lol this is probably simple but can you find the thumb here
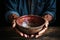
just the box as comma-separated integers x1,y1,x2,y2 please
45,20,49,27
12,20,16,28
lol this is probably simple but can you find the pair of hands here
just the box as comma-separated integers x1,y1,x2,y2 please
9,14,52,38
12,19,49,38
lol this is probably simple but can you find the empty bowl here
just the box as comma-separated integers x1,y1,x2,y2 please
15,15,46,35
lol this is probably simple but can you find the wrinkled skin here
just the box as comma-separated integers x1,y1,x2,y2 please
8,14,52,38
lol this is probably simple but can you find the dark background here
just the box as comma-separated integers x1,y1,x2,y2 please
0,0,60,27
0,0,60,40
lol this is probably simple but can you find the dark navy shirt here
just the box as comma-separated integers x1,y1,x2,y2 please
5,0,56,22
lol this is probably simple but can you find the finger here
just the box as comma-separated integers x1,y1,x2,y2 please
24,34,28,38
31,35,34,38
38,28,47,35
27,35,29,38
35,32,44,38
35,26,48,38
20,32,23,37
35,35,39,38
45,20,49,28
12,20,16,28
14,28,23,36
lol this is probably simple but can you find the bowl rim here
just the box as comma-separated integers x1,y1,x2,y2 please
16,15,46,29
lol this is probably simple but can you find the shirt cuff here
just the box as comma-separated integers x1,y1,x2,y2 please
5,11,19,22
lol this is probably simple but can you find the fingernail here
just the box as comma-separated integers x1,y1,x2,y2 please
31,35,34,38
20,32,23,36
24,34,28,38
35,35,39,38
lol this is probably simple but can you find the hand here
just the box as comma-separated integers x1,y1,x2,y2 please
35,19,49,38
12,20,29,38
42,14,53,22
8,14,19,22
9,14,29,38
32,14,53,38
33,14,53,38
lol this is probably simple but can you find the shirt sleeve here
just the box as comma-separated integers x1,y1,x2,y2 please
5,0,19,22
5,11,19,22
43,0,56,22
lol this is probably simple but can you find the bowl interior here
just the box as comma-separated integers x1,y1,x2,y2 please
16,15,45,28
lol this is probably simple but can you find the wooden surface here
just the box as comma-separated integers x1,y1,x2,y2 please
0,26,60,40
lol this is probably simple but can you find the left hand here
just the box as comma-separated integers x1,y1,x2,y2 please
30,14,53,38
34,14,53,38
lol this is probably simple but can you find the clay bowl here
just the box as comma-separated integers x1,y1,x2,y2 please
16,15,46,35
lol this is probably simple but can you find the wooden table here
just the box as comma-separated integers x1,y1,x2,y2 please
0,26,60,40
